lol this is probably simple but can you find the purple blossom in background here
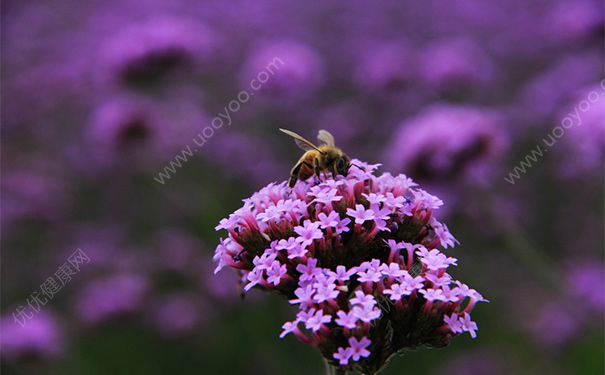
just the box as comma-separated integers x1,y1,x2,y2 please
1,164,67,234
353,42,414,92
418,38,495,95
98,16,220,85
556,84,605,177
147,293,205,338
544,0,604,45
528,303,579,349
75,273,149,325
0,312,63,361
214,159,485,373
386,104,508,186
78,91,210,176
516,53,602,126
240,40,323,101
566,261,605,313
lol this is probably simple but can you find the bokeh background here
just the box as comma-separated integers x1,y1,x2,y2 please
1,1,604,374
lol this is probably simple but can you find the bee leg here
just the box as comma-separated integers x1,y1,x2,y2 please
313,158,323,183
313,159,320,178
288,162,304,188
289,161,314,187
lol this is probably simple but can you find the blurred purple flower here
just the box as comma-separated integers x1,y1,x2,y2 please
566,261,605,313
516,53,602,125
556,84,605,177
240,40,324,101
98,17,220,85
385,104,508,186
80,94,204,171
1,163,67,234
147,293,205,338
418,38,495,95
353,42,415,92
75,273,149,325
0,311,63,361
528,303,579,349
82,96,164,169
544,0,604,45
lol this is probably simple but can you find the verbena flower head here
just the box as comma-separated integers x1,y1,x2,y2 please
214,159,486,374
0,311,64,361
386,104,507,187
418,38,494,94
99,17,220,85
240,39,324,101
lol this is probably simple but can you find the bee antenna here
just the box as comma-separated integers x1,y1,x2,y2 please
350,162,365,171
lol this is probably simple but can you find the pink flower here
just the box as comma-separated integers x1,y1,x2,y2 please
348,336,371,361
280,320,300,338
313,279,339,303
380,263,406,278
294,220,323,247
352,304,381,323
420,251,457,271
335,310,359,329
289,285,315,308
384,283,410,301
329,265,356,283
296,258,319,283
275,237,297,252
402,273,425,291
419,288,446,302
444,313,463,334
334,217,352,234
357,268,383,283
266,261,287,286
346,204,375,225
317,211,341,229
432,221,458,248
304,309,332,332
257,205,283,222
312,188,342,204
350,290,376,308
426,273,453,288
286,243,308,260
333,347,353,365
459,313,478,338
363,192,387,207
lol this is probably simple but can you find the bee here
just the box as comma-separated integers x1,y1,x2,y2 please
279,128,351,187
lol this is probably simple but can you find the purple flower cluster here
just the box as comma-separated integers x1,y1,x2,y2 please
214,160,486,373
386,104,508,186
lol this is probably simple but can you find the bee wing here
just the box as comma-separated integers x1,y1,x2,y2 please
279,128,322,152
317,129,335,147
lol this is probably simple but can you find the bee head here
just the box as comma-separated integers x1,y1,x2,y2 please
336,154,351,176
